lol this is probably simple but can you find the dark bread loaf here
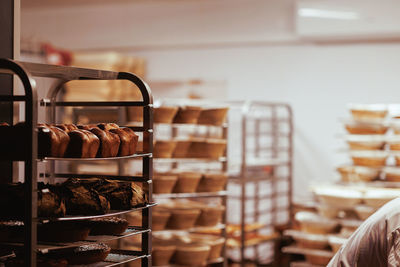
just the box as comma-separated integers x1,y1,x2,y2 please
0,183,65,219
86,217,129,235
109,127,139,156
81,179,147,210
46,243,110,265
62,178,110,215
89,127,120,158
65,129,100,158
37,125,69,158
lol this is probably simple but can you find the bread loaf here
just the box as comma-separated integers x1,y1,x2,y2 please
89,127,120,158
109,127,138,156
38,125,69,158
62,178,110,215
65,129,100,158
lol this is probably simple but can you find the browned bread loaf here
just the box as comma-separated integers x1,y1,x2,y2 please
62,178,110,215
65,129,100,158
89,127,120,158
109,127,138,156
55,124,78,133
38,125,69,158
97,123,120,131
86,217,129,235
77,124,98,130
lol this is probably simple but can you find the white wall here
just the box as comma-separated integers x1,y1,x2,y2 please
20,0,400,201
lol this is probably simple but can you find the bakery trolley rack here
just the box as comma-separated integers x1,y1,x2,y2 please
227,101,293,267
0,58,154,267
150,98,229,267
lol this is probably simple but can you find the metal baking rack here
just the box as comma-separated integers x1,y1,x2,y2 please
227,101,293,267
0,58,154,267
150,100,229,267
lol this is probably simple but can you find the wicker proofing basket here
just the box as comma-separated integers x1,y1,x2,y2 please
351,110,388,120
196,206,225,227
345,124,389,135
197,172,228,192
172,245,211,266
172,140,192,158
152,245,176,266
197,108,229,126
188,234,225,260
173,172,202,193
153,174,178,194
173,106,202,124
166,208,201,230
187,139,227,158
154,107,179,124
336,166,380,182
152,210,172,231
153,140,177,158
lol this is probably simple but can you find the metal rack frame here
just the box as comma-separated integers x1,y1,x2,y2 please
227,101,293,267
0,58,154,267
151,103,229,267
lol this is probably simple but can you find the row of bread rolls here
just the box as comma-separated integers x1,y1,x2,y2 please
153,106,228,126
153,172,227,194
0,178,147,219
0,122,138,158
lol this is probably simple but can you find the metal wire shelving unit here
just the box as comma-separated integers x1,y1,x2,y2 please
226,101,293,267
0,58,154,267
149,100,229,267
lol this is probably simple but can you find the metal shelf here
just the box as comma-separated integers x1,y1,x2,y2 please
39,203,156,222
154,191,227,199
39,153,152,162
154,122,228,128
154,157,227,163
282,245,334,258
290,261,325,267
0,58,154,267
75,249,148,267
154,223,226,234
0,227,151,254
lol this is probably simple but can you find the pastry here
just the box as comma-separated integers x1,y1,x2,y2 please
64,129,100,158
86,217,129,235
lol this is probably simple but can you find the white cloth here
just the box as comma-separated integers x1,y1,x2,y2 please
328,197,400,267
